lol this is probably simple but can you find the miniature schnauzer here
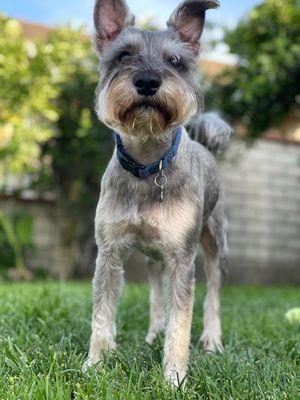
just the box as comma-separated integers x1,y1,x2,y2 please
83,0,232,386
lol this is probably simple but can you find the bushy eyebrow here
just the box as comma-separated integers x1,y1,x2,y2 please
100,28,196,76
114,43,139,57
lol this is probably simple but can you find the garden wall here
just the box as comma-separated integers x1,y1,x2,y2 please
1,138,299,284
220,138,300,284
0,197,77,279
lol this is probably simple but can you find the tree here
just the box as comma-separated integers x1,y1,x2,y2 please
0,16,112,277
0,16,111,193
0,16,58,179
207,0,300,137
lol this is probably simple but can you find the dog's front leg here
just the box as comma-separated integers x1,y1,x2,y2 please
163,253,196,387
83,243,124,372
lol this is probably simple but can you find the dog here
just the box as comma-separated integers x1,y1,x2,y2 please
83,0,232,386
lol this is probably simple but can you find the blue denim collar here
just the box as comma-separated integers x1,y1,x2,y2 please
113,127,182,179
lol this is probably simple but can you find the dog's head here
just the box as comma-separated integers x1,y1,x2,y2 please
94,0,219,137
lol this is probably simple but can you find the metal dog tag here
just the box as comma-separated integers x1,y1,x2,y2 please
154,160,167,203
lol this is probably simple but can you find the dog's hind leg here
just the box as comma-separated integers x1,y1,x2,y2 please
199,195,228,353
145,258,166,345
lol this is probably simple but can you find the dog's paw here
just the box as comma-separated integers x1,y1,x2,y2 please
145,327,164,345
200,331,223,354
145,319,165,345
82,338,116,373
82,355,103,373
145,331,158,345
164,364,187,388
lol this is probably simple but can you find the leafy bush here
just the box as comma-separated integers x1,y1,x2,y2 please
0,15,61,176
0,16,113,277
0,15,112,204
207,0,300,137
0,210,33,275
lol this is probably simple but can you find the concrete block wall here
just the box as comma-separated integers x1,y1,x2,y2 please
1,139,299,284
220,139,300,284
0,198,77,279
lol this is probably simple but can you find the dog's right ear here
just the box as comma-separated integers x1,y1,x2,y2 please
93,0,135,54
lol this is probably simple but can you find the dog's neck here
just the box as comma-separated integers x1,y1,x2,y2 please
118,128,178,165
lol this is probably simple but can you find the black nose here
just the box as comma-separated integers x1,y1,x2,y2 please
133,72,161,96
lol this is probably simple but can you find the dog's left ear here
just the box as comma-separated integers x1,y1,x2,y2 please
167,0,219,55
93,0,135,53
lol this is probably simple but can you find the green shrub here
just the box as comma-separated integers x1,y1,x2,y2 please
207,0,300,137
0,15,111,205
0,210,33,274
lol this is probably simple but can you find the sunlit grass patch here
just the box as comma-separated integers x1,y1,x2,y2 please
0,282,299,399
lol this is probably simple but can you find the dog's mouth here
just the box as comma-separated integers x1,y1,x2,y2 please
119,101,172,125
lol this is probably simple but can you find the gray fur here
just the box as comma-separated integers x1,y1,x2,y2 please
187,112,233,155
83,0,231,387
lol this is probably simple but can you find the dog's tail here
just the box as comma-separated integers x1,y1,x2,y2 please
186,112,233,155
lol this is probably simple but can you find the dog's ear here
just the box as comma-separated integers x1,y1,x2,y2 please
167,0,219,55
93,0,135,53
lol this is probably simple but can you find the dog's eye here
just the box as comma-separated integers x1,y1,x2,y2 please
118,51,131,62
168,55,182,68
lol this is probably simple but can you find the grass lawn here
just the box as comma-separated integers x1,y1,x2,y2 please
0,282,299,399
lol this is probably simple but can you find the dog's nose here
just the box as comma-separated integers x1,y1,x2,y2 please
133,72,161,96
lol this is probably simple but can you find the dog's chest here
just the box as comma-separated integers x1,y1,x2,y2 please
97,168,200,252
125,198,198,247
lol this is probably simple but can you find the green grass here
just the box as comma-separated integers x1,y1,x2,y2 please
0,283,299,399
